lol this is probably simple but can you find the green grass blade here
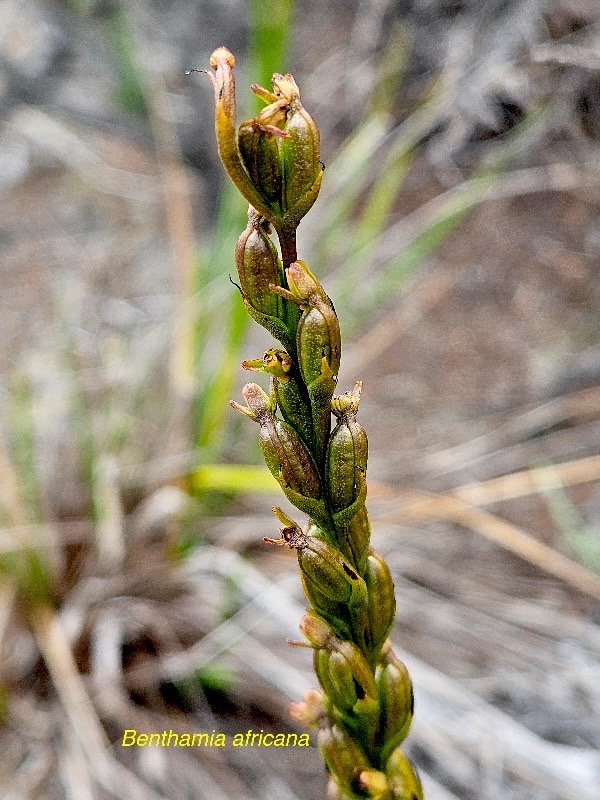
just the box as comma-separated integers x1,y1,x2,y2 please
190,464,278,493
192,2,294,460
250,0,295,101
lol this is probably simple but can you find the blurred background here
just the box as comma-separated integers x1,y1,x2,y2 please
1,0,600,798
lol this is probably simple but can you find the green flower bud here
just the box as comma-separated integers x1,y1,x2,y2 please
344,506,371,575
326,382,368,512
318,724,371,794
271,260,341,460
300,612,378,713
230,383,320,498
235,209,282,316
314,647,358,712
234,209,299,354
289,688,329,728
245,72,323,225
298,608,336,647
365,550,396,653
299,535,367,609
209,51,322,230
271,261,341,379
292,530,367,608
298,572,353,640
385,748,423,800
238,112,286,211
377,645,413,761
271,73,321,215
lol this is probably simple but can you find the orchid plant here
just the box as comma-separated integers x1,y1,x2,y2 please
206,47,423,800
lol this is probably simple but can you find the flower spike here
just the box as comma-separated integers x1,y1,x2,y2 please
215,48,422,800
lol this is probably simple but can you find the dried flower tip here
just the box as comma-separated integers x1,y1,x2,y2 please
208,48,275,222
264,509,307,548
289,688,328,727
331,381,363,417
229,382,273,422
299,610,336,647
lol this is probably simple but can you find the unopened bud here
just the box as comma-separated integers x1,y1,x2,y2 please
272,72,322,222
230,383,321,499
365,550,396,652
238,113,286,210
241,72,322,225
235,209,283,317
326,382,367,512
272,261,341,382
314,647,358,711
377,645,413,760
345,507,371,575
385,748,423,800
271,260,341,459
295,531,367,609
289,688,329,728
318,724,371,793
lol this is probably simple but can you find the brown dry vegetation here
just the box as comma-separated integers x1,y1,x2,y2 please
0,1,599,799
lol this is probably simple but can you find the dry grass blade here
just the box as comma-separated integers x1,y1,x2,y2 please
408,654,600,800
451,454,600,506
378,488,600,601
31,605,168,800
419,386,600,479
124,0,198,397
